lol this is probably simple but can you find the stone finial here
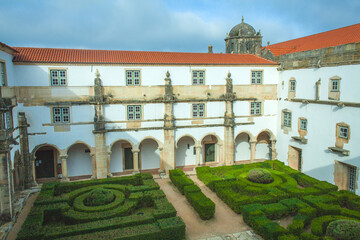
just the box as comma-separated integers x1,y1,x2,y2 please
227,71,231,78
208,44,213,53
267,41,270,46
95,69,100,78
242,16,244,23
166,71,170,78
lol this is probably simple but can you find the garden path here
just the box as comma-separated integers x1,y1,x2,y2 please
155,174,261,240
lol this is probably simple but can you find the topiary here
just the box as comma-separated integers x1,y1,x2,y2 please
83,188,115,206
326,219,360,240
247,168,274,184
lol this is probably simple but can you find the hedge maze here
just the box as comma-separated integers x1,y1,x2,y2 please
196,160,360,240
17,173,185,240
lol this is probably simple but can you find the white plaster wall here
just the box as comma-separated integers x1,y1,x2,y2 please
140,139,160,170
67,144,92,177
235,134,251,161
110,141,123,173
255,143,270,160
277,65,360,194
176,136,196,166
106,130,163,148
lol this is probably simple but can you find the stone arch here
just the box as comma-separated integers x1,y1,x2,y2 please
235,132,251,161
31,144,61,180
176,134,197,167
234,131,255,143
255,130,272,160
201,133,221,164
200,132,222,145
67,141,93,178
139,137,161,170
256,129,276,141
110,139,134,174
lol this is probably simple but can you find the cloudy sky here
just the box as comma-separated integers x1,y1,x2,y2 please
0,0,359,53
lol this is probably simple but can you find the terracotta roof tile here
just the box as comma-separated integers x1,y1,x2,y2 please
265,23,360,56
0,41,18,54
12,47,277,65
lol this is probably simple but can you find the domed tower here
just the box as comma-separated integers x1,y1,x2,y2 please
225,17,262,55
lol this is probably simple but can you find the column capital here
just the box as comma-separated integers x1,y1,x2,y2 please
59,154,68,160
132,149,140,153
250,140,257,144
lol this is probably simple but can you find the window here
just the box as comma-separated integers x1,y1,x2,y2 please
4,112,12,129
289,80,296,92
251,70,262,84
192,70,205,85
283,112,291,127
339,126,349,139
53,107,70,123
0,62,6,86
250,102,261,115
331,79,339,92
192,103,205,117
126,70,140,86
50,69,67,86
348,166,357,193
127,105,141,120
300,119,307,130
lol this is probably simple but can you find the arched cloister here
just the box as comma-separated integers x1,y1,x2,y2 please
255,131,272,160
176,135,196,167
234,132,251,161
201,134,220,164
110,139,134,173
32,144,60,180
67,142,93,178
139,138,161,170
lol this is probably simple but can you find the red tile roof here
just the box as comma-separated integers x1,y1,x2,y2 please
264,23,360,56
0,41,18,54
12,47,277,65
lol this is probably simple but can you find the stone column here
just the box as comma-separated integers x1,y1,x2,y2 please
159,147,164,170
132,149,140,172
223,72,235,166
163,71,176,170
107,151,112,177
94,133,108,179
90,153,96,179
271,140,277,160
195,144,202,166
59,155,69,182
0,152,12,218
315,78,321,100
250,140,257,162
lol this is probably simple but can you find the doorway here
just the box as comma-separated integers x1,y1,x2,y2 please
204,143,215,163
124,148,134,170
35,149,55,178
288,146,302,172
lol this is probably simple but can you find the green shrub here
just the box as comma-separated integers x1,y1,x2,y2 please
183,184,201,194
169,169,194,194
279,235,300,240
311,215,358,236
261,203,289,220
83,188,115,206
280,198,310,214
299,232,321,240
298,207,316,220
261,222,289,240
153,198,177,219
185,190,215,220
248,168,274,184
326,219,360,240
158,217,186,240
288,215,308,235
293,173,319,187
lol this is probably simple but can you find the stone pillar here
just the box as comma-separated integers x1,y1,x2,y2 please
90,153,96,179
107,150,112,177
195,144,202,166
315,78,321,100
132,149,139,172
94,133,108,179
0,152,13,218
271,140,277,160
159,147,164,170
163,71,176,170
250,140,257,162
223,72,235,166
59,155,69,182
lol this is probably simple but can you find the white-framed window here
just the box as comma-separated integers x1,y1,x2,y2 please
192,103,205,117
250,102,261,115
348,165,357,193
0,61,6,86
53,107,70,123
126,70,140,86
192,70,205,85
283,111,291,127
300,119,307,130
339,126,349,139
127,105,141,120
251,70,262,84
290,80,296,92
3,111,12,129
331,79,339,92
50,69,67,86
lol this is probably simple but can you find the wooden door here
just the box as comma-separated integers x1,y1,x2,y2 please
124,148,134,170
35,150,55,178
205,144,215,162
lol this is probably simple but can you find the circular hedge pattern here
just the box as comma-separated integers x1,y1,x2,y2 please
84,188,115,206
247,168,274,184
326,219,360,240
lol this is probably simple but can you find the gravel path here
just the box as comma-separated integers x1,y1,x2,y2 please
155,175,252,240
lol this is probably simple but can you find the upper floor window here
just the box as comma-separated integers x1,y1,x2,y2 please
127,105,141,120
328,76,341,101
339,126,349,139
283,111,291,127
53,107,70,123
1,111,12,129
289,80,296,92
300,119,307,130
50,69,67,86
251,70,262,84
126,70,140,86
0,61,7,86
192,70,205,85
250,102,261,115
330,79,339,92
192,103,205,117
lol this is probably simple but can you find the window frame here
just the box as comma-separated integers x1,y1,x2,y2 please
283,111,292,127
289,79,296,92
192,103,205,118
251,70,263,85
0,60,7,87
300,119,307,130
250,101,262,116
348,165,357,193
330,79,340,92
192,70,205,85
127,105,142,120
338,126,349,139
125,70,141,86
52,107,70,124
49,68,67,86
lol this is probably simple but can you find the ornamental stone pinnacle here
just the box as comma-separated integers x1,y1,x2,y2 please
95,69,100,78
